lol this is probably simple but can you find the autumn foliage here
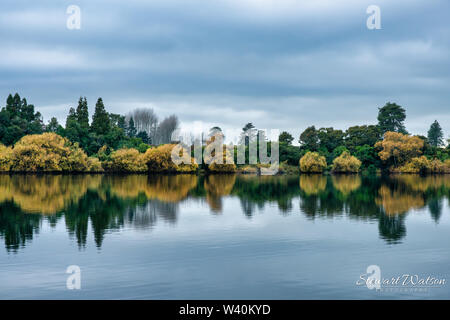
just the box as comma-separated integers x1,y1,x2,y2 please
375,132,424,168
103,148,147,172
331,151,361,173
299,152,327,173
398,156,450,174
0,143,12,171
3,133,101,172
203,138,237,173
144,144,198,173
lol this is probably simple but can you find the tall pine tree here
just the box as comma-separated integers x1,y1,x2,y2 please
427,120,444,147
127,117,137,137
76,97,89,129
377,102,408,134
91,98,110,135
66,107,77,127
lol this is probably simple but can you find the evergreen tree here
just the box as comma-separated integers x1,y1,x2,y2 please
127,117,137,137
76,97,89,129
299,126,319,151
427,120,444,147
5,93,21,117
46,117,61,133
279,131,294,145
240,122,256,146
66,107,77,126
377,102,408,134
91,98,110,135
117,116,127,131
136,131,149,144
0,93,43,145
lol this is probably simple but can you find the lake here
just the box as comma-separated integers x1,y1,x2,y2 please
0,174,449,299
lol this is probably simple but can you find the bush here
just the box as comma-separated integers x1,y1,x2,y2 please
399,156,448,174
144,144,198,173
204,144,236,173
445,159,450,173
299,152,327,173
103,148,147,172
398,156,430,173
0,143,12,171
9,133,90,172
87,157,104,172
331,151,361,173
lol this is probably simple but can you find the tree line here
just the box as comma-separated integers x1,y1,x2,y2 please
277,102,449,173
0,93,179,155
0,93,449,173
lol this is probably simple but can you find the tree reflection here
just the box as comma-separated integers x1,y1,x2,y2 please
0,174,449,251
0,200,41,252
204,174,236,213
331,175,362,196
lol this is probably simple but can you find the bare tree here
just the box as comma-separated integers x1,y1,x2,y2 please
155,115,179,144
127,108,159,144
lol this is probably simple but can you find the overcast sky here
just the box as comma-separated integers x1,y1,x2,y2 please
1,0,449,140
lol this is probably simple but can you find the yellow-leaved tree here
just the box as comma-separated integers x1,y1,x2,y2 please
144,144,198,173
203,131,236,173
0,143,13,171
399,156,448,174
375,132,424,168
299,151,327,173
9,133,96,172
103,148,147,172
331,151,361,173
204,145,237,173
86,157,104,172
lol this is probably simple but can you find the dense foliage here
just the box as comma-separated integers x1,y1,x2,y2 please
331,151,362,173
144,144,198,173
5,133,97,172
103,148,147,172
375,132,424,168
299,152,327,173
0,93,43,145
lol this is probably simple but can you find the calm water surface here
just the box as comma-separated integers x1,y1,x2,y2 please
0,174,449,299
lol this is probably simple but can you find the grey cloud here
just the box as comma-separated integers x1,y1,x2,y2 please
0,0,449,137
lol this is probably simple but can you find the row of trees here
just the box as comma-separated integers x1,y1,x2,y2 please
278,102,449,172
0,132,238,173
0,133,199,173
1,95,449,174
297,131,450,174
0,93,180,157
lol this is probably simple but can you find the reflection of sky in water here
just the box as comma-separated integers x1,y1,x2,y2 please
0,175,450,299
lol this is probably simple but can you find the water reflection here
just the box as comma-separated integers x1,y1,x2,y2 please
0,174,449,251
204,174,236,213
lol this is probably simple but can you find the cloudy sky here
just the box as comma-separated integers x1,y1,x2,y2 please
1,0,449,140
